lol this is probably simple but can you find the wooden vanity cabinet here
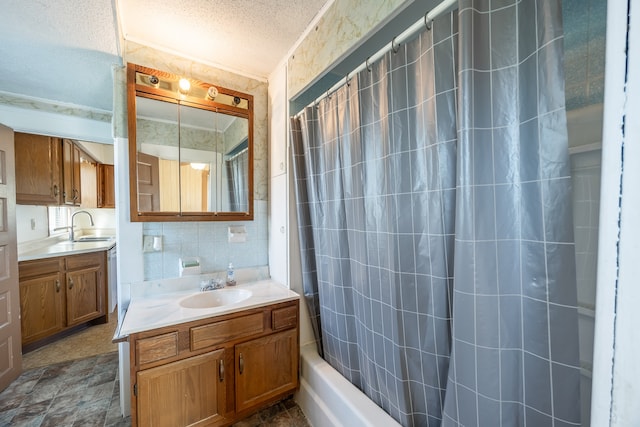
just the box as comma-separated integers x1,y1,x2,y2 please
15,132,62,205
129,299,299,427
19,251,108,348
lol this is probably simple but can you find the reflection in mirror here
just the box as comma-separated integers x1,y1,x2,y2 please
135,98,250,214
128,63,253,221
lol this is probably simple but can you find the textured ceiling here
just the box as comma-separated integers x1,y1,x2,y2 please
0,0,327,114
0,0,121,111
119,0,327,78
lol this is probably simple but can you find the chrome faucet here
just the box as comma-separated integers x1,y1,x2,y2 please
70,210,94,241
200,278,224,292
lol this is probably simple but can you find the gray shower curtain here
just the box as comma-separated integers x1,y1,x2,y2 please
291,1,581,426
226,149,249,211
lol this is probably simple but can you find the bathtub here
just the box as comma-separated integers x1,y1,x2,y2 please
295,343,402,427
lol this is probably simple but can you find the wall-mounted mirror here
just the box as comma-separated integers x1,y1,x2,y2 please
127,63,253,221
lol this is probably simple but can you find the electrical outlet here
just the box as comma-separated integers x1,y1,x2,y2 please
30,218,36,230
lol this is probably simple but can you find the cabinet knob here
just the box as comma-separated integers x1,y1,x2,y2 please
239,353,244,374
68,277,74,289
55,279,60,293
53,185,59,197
219,360,224,382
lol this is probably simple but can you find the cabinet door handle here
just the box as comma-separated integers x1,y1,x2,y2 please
239,353,244,375
53,185,59,196
219,360,224,382
55,280,60,293
68,277,74,289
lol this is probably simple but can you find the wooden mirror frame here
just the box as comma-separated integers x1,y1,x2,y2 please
127,63,254,222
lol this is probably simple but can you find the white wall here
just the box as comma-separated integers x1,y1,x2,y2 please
15,205,48,243
268,62,289,285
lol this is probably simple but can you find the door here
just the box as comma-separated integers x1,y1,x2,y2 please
136,349,227,427
0,124,22,390
137,152,160,212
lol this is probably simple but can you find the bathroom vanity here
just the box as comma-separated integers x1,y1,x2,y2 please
119,280,300,426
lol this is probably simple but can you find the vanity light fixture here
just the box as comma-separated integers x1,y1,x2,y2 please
206,86,218,100
149,75,159,85
178,78,191,94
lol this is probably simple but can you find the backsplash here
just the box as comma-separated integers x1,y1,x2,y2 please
16,205,116,244
142,201,268,280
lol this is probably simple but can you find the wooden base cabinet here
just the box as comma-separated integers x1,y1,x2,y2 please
19,251,108,348
129,300,299,427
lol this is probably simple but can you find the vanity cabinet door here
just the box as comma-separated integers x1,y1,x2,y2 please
235,328,298,413
19,271,65,345
137,349,228,427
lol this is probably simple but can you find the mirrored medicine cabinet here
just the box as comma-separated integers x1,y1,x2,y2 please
127,63,254,222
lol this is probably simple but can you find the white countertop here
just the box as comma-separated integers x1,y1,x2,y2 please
18,237,116,262
118,279,300,337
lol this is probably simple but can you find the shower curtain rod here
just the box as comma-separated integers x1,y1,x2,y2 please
297,0,458,115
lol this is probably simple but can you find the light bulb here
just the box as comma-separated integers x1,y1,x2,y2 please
178,78,191,94
190,162,207,170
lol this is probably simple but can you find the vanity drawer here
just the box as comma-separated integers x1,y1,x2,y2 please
272,304,298,331
136,332,179,366
191,312,264,351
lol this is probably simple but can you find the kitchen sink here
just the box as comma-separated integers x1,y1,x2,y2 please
73,236,115,242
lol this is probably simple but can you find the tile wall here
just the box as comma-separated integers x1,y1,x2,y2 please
142,200,268,280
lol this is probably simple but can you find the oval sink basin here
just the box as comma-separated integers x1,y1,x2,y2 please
179,289,252,309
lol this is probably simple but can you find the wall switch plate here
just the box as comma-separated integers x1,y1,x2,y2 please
143,235,162,252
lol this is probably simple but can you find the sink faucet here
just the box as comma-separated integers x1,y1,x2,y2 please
70,210,94,241
200,278,224,292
